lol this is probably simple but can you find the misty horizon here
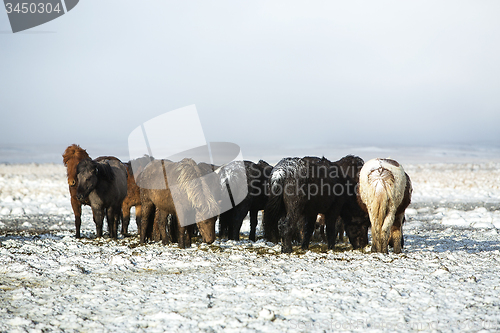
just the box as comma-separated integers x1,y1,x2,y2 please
1,1,499,162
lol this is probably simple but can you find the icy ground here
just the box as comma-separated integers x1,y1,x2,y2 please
0,162,500,332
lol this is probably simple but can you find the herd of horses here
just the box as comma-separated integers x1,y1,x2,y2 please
62,144,412,254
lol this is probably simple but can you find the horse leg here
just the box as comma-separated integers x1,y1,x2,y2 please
379,211,395,254
370,224,380,253
113,206,122,239
152,208,162,242
177,225,191,249
185,232,191,248
233,199,252,241
401,216,405,248
230,212,243,241
230,204,249,241
336,217,344,243
156,210,169,245
278,216,293,253
186,225,194,247
135,205,142,233
227,211,237,240
105,208,113,238
177,220,187,249
300,214,315,250
320,224,326,243
121,201,132,237
219,210,231,239
249,209,258,242
325,204,342,249
390,213,404,254
168,214,178,243
114,205,121,239
71,196,82,238
92,206,105,238
140,201,154,244
106,207,117,239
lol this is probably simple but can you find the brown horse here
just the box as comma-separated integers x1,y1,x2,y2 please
121,162,142,236
62,144,91,238
138,158,218,248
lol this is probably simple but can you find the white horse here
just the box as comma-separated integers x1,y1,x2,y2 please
358,158,412,254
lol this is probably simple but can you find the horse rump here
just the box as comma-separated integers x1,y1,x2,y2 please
358,158,412,254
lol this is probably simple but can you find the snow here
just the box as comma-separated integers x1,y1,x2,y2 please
406,162,500,204
0,161,500,332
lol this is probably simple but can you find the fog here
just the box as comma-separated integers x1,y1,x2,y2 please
1,1,499,163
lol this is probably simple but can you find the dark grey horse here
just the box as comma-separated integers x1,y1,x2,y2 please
76,158,128,239
263,155,370,253
218,160,272,241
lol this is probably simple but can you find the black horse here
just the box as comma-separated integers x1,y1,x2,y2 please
76,158,128,239
218,160,272,241
263,155,370,253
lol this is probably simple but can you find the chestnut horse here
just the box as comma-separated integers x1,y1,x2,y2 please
121,162,141,236
62,144,90,238
357,158,412,254
121,156,153,236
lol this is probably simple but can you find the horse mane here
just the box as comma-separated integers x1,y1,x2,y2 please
334,155,364,181
257,159,271,167
129,155,155,180
256,159,273,179
62,144,90,185
262,158,303,242
95,161,115,183
94,156,121,163
123,161,132,175
174,158,219,218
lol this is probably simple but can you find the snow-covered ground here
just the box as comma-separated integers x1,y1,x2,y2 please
1,162,500,332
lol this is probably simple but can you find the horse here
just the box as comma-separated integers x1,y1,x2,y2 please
62,144,91,238
120,162,141,236
121,155,154,236
218,160,272,241
76,158,128,239
138,158,218,249
357,158,412,254
263,155,370,253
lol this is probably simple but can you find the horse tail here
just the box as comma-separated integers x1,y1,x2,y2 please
365,166,395,232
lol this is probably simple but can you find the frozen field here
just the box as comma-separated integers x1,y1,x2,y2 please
1,162,500,332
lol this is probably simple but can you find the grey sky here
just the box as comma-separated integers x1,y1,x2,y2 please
1,1,499,162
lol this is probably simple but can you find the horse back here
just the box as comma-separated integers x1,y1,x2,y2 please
101,159,128,203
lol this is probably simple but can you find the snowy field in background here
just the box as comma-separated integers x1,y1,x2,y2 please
0,161,500,332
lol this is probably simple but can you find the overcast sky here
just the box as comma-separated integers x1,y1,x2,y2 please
1,1,499,162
